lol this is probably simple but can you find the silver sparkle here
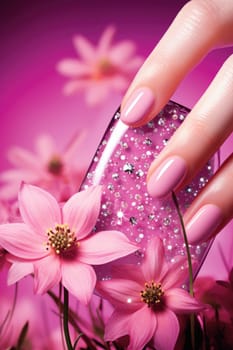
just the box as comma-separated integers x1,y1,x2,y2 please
123,163,135,174
143,138,152,145
129,217,137,225
112,173,119,180
136,169,144,178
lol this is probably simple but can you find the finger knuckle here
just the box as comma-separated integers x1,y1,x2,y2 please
182,0,220,29
191,113,216,143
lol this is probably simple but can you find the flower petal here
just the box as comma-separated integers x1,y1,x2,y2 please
19,183,61,236
110,264,144,285
0,223,47,259
56,59,91,77
35,134,56,163
142,237,168,282
8,262,34,284
97,278,142,311
73,35,95,61
128,306,157,350
34,254,61,294
62,79,89,95
62,260,96,304
0,169,39,183
109,41,136,64
63,130,86,164
153,309,179,350
62,185,102,240
7,146,40,169
122,57,143,72
0,184,19,201
109,75,129,91
0,169,42,201
165,288,204,313
78,230,138,265
85,83,110,106
104,310,131,342
98,26,115,54
162,257,189,290
0,202,10,223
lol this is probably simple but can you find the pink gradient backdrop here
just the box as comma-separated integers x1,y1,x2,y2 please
1,0,233,277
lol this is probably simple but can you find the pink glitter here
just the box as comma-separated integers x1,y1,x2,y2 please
81,101,214,281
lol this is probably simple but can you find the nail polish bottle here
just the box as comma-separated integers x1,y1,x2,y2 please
81,101,215,282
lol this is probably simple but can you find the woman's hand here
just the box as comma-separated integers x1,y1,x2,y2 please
120,0,233,244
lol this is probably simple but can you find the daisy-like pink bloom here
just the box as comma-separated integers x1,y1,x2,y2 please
0,183,138,304
97,237,203,350
57,26,143,105
0,132,86,202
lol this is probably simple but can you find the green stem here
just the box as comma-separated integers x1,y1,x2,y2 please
73,333,84,350
47,290,96,350
172,192,195,350
59,284,66,350
202,316,208,350
63,287,73,350
172,192,194,296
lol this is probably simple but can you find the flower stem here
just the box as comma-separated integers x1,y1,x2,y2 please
172,192,194,296
172,192,195,350
59,283,66,350
47,290,96,349
63,287,73,350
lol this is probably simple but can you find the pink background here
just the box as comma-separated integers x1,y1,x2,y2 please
1,0,233,279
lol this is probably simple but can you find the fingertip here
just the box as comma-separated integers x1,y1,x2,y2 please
147,156,188,198
120,86,155,126
185,204,223,245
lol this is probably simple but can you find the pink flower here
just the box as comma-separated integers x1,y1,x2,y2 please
195,273,233,321
0,183,138,304
0,296,45,350
0,132,86,202
97,237,203,350
194,275,233,350
57,26,143,105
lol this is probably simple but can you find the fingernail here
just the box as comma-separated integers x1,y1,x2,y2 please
186,204,222,244
147,156,187,198
120,87,155,124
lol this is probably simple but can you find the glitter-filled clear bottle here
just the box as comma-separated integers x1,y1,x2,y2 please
81,101,215,282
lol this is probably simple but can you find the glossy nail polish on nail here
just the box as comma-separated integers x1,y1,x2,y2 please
120,87,155,125
186,204,222,244
147,156,187,198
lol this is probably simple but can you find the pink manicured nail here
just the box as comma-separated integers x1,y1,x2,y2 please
147,156,187,198
120,87,155,124
186,204,222,244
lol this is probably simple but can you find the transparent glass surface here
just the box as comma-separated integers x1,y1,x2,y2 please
81,101,215,282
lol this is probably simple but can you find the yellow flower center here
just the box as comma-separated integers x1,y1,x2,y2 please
140,281,164,308
46,224,78,254
93,59,116,80
47,156,63,175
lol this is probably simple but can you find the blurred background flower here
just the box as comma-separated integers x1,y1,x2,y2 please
57,25,143,105
0,132,86,202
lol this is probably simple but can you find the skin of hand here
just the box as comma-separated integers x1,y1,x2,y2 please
120,0,233,244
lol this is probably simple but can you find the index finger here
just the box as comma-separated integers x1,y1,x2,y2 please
120,0,233,126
